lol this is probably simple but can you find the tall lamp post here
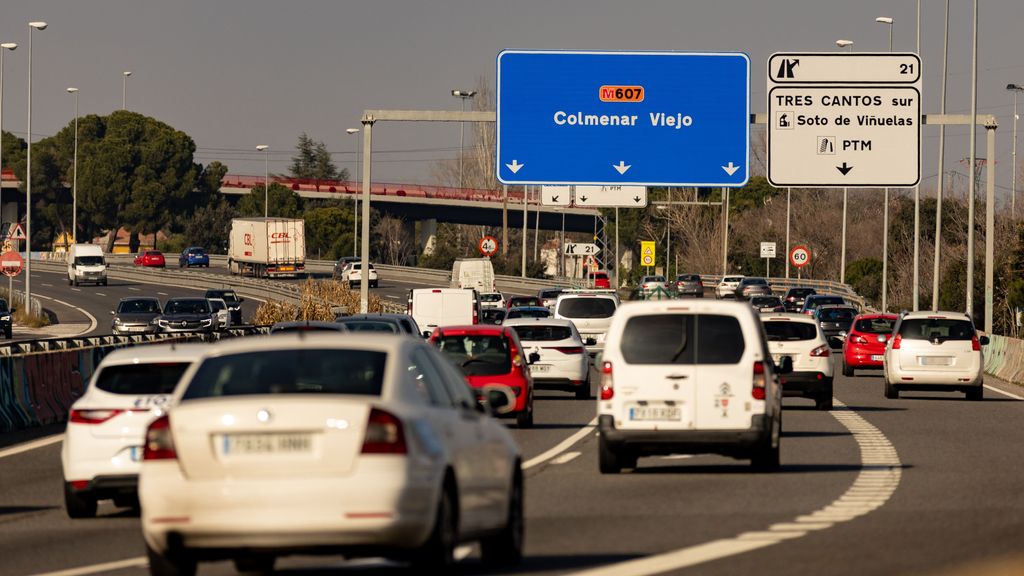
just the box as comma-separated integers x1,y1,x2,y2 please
0,42,16,232
450,89,476,191
122,71,131,110
835,39,852,284
876,17,893,312
26,21,47,311
346,127,360,256
1008,84,1024,220
255,145,269,218
67,87,79,245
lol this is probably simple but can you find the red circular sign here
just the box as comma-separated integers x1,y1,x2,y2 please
789,245,811,269
1,251,24,277
478,236,499,257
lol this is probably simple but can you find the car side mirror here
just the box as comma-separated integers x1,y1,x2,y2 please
585,337,597,346
528,352,541,365
422,331,432,339
481,385,515,415
777,355,794,375
877,334,888,344
980,335,990,346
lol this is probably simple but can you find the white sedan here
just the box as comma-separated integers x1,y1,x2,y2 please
61,344,206,518
140,333,523,574
504,318,591,399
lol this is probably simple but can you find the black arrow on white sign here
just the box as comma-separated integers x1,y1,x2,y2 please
551,195,559,203
633,196,642,203
837,162,854,176
580,196,588,202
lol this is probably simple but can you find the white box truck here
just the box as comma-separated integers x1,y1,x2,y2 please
450,258,495,292
227,218,306,279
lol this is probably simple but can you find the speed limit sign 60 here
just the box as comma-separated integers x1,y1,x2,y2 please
789,245,811,269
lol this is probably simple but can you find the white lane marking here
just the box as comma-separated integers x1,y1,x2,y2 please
552,451,581,465
94,292,106,297
128,287,140,291
24,556,147,576
157,292,168,296
385,295,399,299
0,434,63,460
659,455,694,460
42,283,53,287
523,418,597,470
566,400,901,576
31,295,98,334
985,384,1024,401
70,288,81,292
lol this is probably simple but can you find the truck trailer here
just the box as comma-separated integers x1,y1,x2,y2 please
227,218,306,279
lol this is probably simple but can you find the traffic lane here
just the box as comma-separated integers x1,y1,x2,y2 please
509,363,599,464
691,372,1024,576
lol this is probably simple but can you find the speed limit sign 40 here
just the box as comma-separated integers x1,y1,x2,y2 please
790,245,811,269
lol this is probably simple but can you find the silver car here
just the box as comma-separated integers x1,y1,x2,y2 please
207,298,232,331
111,297,162,334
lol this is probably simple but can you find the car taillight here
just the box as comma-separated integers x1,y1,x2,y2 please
972,335,981,351
810,344,831,357
752,361,766,400
361,408,407,455
69,409,124,424
851,335,868,345
551,346,585,354
600,361,614,400
892,334,902,350
143,415,177,460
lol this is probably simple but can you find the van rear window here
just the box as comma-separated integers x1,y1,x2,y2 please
620,314,745,364
557,298,617,319
899,319,974,341
764,321,818,341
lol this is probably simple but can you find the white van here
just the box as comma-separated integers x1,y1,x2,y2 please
408,288,480,337
66,244,108,286
451,258,495,292
597,299,788,473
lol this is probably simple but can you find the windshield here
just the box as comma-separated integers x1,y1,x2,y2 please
74,256,104,266
899,318,974,341
164,300,210,315
764,321,818,341
480,293,503,302
436,335,511,376
183,349,387,399
117,299,161,314
510,325,573,342
557,297,617,319
507,308,551,319
95,362,190,395
855,318,897,334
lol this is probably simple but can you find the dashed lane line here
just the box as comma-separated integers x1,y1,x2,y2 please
552,451,582,465
523,417,597,470
0,434,63,460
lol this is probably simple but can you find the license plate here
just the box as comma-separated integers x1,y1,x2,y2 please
629,405,682,422
279,266,295,272
871,355,884,362
222,433,312,455
920,356,953,366
531,364,552,373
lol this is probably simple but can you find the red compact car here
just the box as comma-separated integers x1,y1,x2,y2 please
133,250,165,268
841,313,898,376
588,271,611,289
429,325,535,427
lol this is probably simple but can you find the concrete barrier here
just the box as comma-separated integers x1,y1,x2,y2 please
983,334,1024,385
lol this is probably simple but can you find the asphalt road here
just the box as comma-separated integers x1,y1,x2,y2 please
2,366,1024,576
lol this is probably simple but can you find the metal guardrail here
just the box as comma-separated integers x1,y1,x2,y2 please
0,325,271,357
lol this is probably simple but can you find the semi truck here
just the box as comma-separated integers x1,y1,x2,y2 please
227,218,306,278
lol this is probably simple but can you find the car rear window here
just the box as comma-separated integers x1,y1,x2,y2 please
820,308,856,322
723,276,744,283
744,278,768,285
855,318,896,334
510,325,573,342
899,319,974,341
480,293,503,302
435,335,511,376
507,308,551,319
620,314,745,364
557,297,617,319
788,288,815,297
95,362,191,395
182,349,387,399
807,297,844,308
763,321,818,341
337,320,399,333
752,297,781,306
591,273,609,280
539,290,563,299
676,275,700,282
510,296,542,307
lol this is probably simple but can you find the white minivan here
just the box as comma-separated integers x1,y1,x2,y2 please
409,288,480,337
67,243,108,286
883,311,988,400
597,300,788,473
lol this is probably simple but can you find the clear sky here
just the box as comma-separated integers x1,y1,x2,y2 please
0,0,1021,198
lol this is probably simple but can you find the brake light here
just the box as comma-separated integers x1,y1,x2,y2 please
361,408,407,455
892,334,902,350
70,409,124,424
752,361,767,400
551,346,585,354
810,344,831,357
851,335,868,345
143,415,177,460
972,335,981,351
600,361,614,400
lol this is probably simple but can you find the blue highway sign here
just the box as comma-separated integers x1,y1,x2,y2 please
497,50,750,187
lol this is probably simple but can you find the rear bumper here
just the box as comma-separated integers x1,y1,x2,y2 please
845,350,885,369
886,367,983,388
781,372,833,397
598,414,769,457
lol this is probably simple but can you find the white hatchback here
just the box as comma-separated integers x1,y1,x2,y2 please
480,292,506,310
761,313,834,410
715,275,745,299
504,318,591,399
61,344,205,518
883,311,988,400
598,300,787,473
140,334,523,574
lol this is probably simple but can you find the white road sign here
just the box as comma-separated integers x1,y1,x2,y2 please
760,242,777,258
542,185,571,207
564,243,601,256
574,185,648,208
767,53,921,188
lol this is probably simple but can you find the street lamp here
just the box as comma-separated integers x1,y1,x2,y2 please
0,42,16,234
255,145,269,218
451,89,477,191
67,87,79,245
122,71,131,110
876,16,893,312
1008,84,1024,219
26,21,47,312
835,39,851,284
346,127,360,256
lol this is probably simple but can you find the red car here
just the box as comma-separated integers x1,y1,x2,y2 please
588,271,611,289
841,313,898,376
133,250,165,268
430,325,534,427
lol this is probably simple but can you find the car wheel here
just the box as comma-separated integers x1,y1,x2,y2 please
233,554,276,574
884,380,899,399
751,417,781,471
575,377,592,400
412,481,458,569
480,465,524,567
815,394,833,411
842,359,854,378
102,280,108,286
146,544,197,576
966,386,984,401
3,329,10,340
598,434,623,474
73,279,79,287
67,277,73,286
516,404,534,428
63,482,97,519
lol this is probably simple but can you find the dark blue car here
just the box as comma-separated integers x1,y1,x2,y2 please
179,246,209,268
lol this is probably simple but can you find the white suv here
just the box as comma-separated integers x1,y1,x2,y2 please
553,290,619,353
715,275,745,299
883,311,989,400
761,313,834,410
597,300,787,473
61,344,205,518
